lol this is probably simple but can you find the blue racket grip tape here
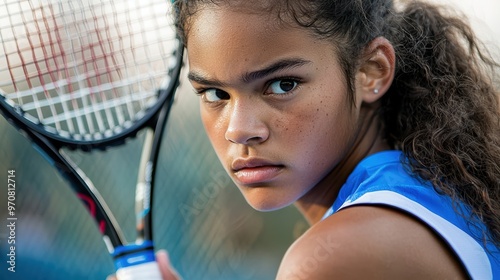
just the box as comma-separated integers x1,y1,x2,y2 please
113,241,162,280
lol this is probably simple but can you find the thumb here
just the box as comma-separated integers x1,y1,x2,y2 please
156,249,182,280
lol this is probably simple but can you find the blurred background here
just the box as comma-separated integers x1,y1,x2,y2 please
0,0,498,279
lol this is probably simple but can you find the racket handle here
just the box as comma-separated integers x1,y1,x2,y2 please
113,241,163,280
116,261,162,280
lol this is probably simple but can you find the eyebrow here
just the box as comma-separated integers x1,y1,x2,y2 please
187,58,311,87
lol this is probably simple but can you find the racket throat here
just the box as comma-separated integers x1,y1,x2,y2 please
135,129,155,241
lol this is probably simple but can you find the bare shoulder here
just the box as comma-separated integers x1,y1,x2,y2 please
276,206,468,280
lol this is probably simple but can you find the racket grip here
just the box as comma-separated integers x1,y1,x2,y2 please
113,241,163,280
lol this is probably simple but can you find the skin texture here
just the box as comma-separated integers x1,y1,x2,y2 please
187,8,391,219
141,6,469,280
277,206,467,279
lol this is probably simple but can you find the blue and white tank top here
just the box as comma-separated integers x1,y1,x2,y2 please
321,150,500,279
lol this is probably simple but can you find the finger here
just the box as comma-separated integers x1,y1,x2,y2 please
156,250,182,280
106,275,117,280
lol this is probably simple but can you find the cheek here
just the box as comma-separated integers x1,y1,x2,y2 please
201,107,224,148
273,87,335,142
275,89,354,173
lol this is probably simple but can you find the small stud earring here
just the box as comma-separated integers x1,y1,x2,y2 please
374,89,379,94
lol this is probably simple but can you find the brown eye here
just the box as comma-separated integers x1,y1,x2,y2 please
269,79,298,94
204,89,230,102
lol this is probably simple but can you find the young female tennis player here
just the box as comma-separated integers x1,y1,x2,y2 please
123,0,500,278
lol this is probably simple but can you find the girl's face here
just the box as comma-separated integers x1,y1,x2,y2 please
186,7,366,211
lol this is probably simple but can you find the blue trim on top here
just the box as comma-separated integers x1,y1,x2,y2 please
322,150,499,279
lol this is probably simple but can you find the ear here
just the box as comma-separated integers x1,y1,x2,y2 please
355,37,395,104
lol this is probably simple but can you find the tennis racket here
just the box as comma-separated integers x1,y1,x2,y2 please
0,0,183,279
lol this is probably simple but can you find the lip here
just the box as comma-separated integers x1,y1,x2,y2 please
231,158,284,185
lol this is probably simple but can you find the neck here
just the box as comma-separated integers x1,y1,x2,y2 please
294,106,390,225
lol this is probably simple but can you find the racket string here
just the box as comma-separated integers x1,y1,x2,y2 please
0,0,180,139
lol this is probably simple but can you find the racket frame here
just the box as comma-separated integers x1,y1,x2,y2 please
0,42,183,248
0,0,185,276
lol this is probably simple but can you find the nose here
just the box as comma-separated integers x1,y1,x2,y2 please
224,100,269,145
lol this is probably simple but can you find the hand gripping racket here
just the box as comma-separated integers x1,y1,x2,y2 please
0,0,183,279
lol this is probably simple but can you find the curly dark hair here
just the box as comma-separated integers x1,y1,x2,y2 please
173,0,500,246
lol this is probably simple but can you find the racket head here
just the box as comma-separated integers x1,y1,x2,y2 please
0,0,183,150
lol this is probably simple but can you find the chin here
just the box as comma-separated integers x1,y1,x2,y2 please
242,190,296,212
